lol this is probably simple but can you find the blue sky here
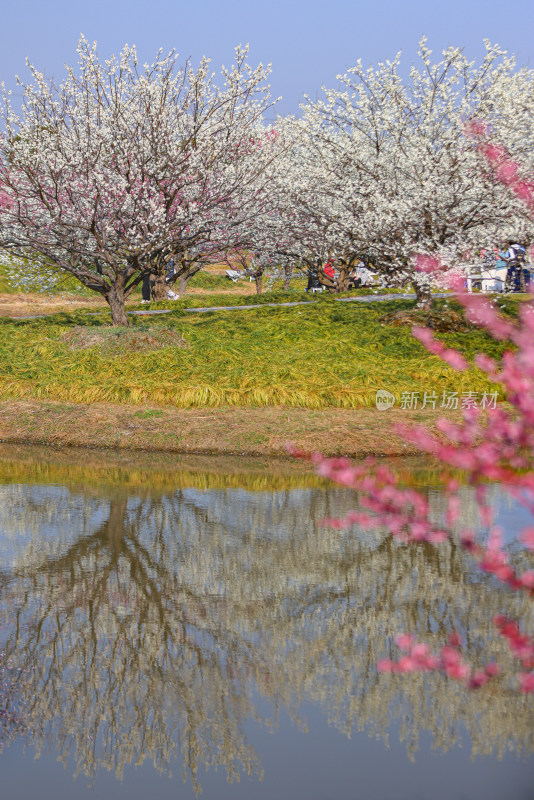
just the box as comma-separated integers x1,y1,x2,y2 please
1,0,532,115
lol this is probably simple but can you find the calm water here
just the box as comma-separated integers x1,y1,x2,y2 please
0,445,533,800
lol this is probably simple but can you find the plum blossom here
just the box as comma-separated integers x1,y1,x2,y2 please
378,633,499,689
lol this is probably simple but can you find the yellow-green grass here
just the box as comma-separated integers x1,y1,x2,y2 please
0,298,507,409
187,270,250,291
140,286,416,312
0,262,18,294
144,289,315,309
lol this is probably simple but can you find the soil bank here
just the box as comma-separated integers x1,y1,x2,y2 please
0,399,463,458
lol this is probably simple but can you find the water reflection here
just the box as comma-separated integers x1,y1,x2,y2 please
0,446,533,793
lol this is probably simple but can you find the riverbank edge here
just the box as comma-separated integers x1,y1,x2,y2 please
0,399,464,459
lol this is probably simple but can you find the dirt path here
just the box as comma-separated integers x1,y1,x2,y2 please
0,283,256,318
0,292,105,317
132,293,441,316
0,399,461,458
0,291,449,319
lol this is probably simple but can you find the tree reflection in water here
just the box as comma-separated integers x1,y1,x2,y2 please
0,451,533,792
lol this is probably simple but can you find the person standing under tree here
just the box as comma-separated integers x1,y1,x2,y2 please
141,260,179,303
306,259,322,291
165,259,179,300
504,240,527,292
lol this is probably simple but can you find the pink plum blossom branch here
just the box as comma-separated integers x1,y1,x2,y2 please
291,137,534,694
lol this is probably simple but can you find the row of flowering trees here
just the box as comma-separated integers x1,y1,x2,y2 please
1,37,534,322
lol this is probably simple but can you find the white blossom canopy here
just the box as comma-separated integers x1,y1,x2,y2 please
0,38,281,322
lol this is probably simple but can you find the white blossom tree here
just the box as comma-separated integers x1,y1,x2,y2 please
288,41,534,306
0,38,280,324
227,117,334,292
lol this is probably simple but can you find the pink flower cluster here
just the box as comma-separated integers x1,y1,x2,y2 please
466,120,534,211
461,526,534,593
0,189,12,209
412,325,469,371
494,615,534,692
412,253,467,292
378,633,500,690
296,452,450,545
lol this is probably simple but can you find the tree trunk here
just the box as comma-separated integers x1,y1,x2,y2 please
255,273,263,294
319,273,336,293
414,283,433,310
178,267,202,295
179,274,190,295
151,272,167,301
106,284,129,326
283,266,292,290
337,265,349,293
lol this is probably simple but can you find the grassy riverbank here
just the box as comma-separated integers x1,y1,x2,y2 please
0,295,506,409
0,276,521,456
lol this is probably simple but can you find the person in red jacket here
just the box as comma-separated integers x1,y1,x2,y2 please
323,259,335,280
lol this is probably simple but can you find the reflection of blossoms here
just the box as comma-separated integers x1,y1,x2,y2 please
0,650,27,753
1,460,533,786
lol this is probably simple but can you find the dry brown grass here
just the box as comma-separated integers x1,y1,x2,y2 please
0,398,463,458
0,279,257,318
61,326,188,353
378,307,473,332
0,292,105,317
